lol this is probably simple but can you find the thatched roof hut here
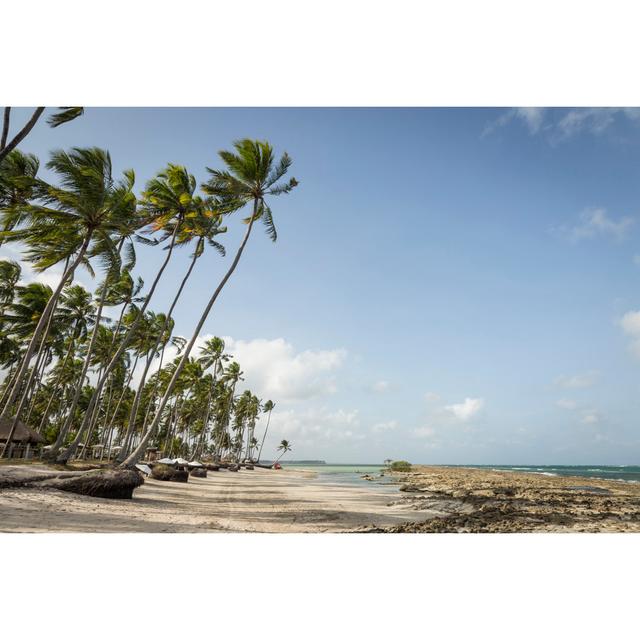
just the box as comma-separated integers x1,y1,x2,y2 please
0,415,45,445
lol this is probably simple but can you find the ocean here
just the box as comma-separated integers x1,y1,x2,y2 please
449,464,640,483
284,463,640,485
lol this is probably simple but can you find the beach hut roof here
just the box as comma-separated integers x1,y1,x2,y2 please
0,415,45,444
175,457,189,465
188,461,203,467
135,464,152,476
157,457,175,464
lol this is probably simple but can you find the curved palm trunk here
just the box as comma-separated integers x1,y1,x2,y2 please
257,408,273,463
115,250,200,463
0,107,44,164
194,369,218,458
62,223,181,463
36,333,76,432
0,233,92,458
50,282,109,462
121,210,257,468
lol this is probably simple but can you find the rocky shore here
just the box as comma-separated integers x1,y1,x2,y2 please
361,465,640,532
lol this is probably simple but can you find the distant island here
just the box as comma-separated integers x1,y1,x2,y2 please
264,460,327,465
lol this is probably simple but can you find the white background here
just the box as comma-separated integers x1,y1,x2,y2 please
2,1,640,638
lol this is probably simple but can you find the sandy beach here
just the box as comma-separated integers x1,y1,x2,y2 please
0,465,435,533
1,464,639,532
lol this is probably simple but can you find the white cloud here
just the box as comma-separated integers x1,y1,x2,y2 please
222,337,346,402
515,107,546,133
484,107,640,141
620,311,640,359
444,397,484,421
482,107,546,137
268,407,362,441
424,391,441,403
554,370,599,389
620,311,640,336
556,399,577,410
372,420,397,433
136,335,347,399
561,207,635,242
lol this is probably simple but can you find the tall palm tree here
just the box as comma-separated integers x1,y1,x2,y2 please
274,439,292,464
113,179,227,463
121,139,297,468
54,164,195,463
0,147,137,457
257,399,275,463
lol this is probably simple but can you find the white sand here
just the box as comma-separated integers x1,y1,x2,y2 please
0,467,434,532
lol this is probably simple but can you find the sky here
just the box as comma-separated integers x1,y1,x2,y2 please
3,106,640,464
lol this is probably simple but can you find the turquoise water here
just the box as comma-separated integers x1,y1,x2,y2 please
285,463,640,485
449,464,640,483
284,463,392,488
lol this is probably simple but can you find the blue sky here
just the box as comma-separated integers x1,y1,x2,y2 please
3,107,640,464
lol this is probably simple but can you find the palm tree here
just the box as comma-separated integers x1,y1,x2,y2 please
113,174,227,463
274,439,292,464
0,147,137,457
121,139,297,468
0,260,20,308
257,399,275,463
54,164,196,463
0,107,83,165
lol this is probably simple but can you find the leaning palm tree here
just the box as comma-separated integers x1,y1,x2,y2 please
54,164,197,463
0,147,136,457
274,439,292,464
113,184,227,463
120,139,298,468
0,107,83,165
257,399,275,463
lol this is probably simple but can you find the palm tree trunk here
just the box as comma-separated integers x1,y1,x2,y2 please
0,232,92,458
50,282,109,462
121,208,258,468
66,222,182,461
257,408,272,463
0,107,10,150
0,107,44,164
115,249,200,463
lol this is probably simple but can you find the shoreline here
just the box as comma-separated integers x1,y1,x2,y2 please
367,465,640,532
1,463,639,532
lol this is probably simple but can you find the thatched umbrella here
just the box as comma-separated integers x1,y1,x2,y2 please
0,414,45,458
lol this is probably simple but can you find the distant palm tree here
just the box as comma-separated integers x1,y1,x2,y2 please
257,399,275,463
274,439,292,464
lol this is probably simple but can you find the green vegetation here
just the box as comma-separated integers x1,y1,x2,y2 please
0,120,297,468
389,460,412,472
